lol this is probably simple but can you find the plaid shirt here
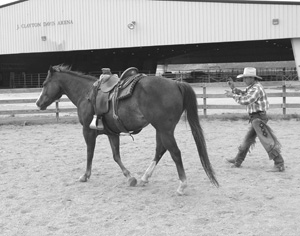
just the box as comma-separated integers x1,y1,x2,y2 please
232,81,269,114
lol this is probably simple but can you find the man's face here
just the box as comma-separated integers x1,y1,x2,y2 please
243,77,255,86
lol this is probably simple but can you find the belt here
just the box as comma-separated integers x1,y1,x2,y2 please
249,111,266,116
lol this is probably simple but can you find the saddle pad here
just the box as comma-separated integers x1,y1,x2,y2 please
117,74,146,100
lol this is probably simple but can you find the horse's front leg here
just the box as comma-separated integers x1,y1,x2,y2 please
108,134,137,186
79,127,97,182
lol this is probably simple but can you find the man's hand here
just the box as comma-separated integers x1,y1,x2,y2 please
225,90,233,98
227,77,235,90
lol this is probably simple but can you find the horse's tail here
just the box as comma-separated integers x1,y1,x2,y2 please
177,82,219,187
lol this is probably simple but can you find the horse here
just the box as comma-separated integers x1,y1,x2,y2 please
36,65,219,195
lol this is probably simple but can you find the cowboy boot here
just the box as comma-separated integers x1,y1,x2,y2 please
226,146,250,167
266,150,285,172
267,163,285,172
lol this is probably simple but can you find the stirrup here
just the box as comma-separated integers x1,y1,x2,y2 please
89,115,98,129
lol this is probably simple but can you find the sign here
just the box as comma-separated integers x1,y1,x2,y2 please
16,20,73,30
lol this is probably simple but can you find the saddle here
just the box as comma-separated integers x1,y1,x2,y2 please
100,74,120,93
92,67,146,134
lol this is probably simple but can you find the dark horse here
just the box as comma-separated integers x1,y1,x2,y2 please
36,65,218,195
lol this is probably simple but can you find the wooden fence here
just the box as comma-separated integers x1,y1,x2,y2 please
0,97,77,121
195,82,300,116
0,81,299,121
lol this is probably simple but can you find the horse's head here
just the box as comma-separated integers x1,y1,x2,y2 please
36,66,64,110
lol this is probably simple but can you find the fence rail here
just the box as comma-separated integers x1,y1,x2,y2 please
0,97,77,121
196,82,300,116
0,82,299,121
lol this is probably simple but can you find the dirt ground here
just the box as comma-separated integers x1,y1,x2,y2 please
1,118,300,236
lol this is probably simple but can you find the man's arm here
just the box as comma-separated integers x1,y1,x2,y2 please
233,85,260,105
227,77,245,95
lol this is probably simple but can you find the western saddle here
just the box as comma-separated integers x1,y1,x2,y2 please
89,67,145,134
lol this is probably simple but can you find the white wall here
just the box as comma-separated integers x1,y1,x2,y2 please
0,0,300,54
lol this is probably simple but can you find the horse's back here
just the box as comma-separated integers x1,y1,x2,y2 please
139,76,182,97
134,76,184,126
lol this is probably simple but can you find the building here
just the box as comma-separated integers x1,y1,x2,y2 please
0,0,300,88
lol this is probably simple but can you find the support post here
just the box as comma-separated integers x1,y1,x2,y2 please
282,83,286,116
37,74,40,87
203,86,207,117
291,38,300,81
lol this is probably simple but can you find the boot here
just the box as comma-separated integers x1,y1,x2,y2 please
225,146,250,168
266,164,285,172
225,157,242,168
225,157,242,167
267,153,285,172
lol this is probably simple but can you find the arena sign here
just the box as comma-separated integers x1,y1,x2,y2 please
16,20,73,30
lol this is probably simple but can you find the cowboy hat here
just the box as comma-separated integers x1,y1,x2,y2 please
237,67,262,80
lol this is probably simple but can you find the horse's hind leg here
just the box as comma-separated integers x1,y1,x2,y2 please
141,131,167,184
160,131,187,195
108,134,137,186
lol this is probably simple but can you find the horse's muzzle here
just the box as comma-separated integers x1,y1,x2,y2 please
36,100,46,110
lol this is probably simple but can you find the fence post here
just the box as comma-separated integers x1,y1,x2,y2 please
37,73,41,88
23,72,26,88
282,82,286,115
55,100,59,121
203,86,207,117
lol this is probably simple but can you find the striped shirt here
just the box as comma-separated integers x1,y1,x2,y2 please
232,81,269,114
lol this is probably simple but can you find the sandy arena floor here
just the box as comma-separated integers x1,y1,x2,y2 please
1,118,300,236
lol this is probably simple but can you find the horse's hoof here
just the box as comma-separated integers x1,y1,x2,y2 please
176,181,187,195
176,189,185,196
79,175,88,182
128,177,137,187
139,179,148,186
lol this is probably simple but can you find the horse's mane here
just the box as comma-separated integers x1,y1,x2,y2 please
52,64,97,81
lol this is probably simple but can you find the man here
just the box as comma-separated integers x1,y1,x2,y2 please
225,67,285,172
90,68,112,130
